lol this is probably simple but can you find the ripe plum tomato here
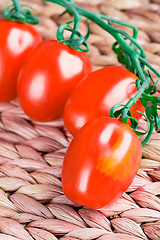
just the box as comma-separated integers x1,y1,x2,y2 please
17,40,92,122
0,19,42,102
62,117,142,209
63,66,144,135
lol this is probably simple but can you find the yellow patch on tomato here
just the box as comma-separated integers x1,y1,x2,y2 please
96,153,135,183
96,154,117,176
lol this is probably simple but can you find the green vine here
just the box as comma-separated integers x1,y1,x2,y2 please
44,0,160,146
3,0,39,24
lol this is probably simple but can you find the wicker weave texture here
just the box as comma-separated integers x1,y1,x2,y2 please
0,0,159,239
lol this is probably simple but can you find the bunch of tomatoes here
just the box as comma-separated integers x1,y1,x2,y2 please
1,18,143,209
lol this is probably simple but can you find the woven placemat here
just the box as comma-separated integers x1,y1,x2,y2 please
0,0,160,239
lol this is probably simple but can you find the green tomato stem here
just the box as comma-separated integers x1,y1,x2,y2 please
60,0,81,40
3,0,39,24
12,0,22,12
141,120,154,146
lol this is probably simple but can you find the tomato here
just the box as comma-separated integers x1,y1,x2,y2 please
63,66,144,135
62,117,142,209
0,19,42,102
17,40,92,122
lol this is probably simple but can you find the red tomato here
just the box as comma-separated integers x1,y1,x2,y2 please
0,19,42,102
62,117,142,209
63,66,144,135
17,40,92,122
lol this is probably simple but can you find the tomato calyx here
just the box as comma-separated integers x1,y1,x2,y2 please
56,20,90,52
110,77,160,146
55,0,90,52
3,0,39,25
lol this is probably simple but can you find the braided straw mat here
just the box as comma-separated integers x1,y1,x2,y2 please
0,0,160,239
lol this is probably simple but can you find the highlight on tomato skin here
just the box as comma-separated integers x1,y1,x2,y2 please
0,19,42,102
63,66,144,136
17,40,92,122
62,117,142,209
